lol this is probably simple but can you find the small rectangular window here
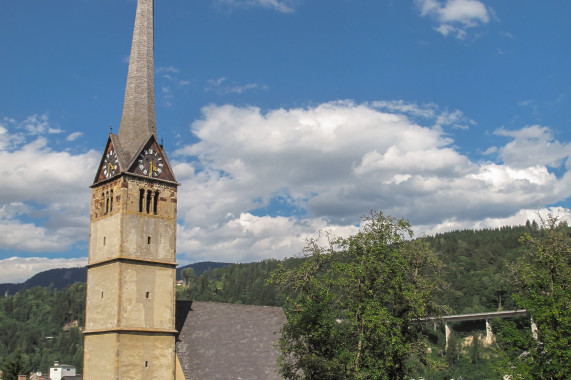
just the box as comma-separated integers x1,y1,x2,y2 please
146,291,150,299
144,361,148,367
147,236,151,244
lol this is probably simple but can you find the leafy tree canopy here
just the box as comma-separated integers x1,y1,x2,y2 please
269,211,449,380
496,215,571,379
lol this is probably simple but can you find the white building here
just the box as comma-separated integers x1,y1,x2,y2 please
49,362,76,380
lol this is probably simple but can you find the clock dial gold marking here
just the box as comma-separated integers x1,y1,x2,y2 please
103,149,119,178
138,149,162,177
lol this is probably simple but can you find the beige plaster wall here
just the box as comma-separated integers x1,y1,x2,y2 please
118,334,176,380
88,214,121,264
84,333,175,380
85,262,174,331
121,214,175,262
85,263,120,331
84,334,118,379
119,263,175,329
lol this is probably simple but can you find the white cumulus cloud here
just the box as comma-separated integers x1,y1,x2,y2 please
2,104,570,277
495,125,571,169
66,131,84,142
415,0,491,39
0,116,99,256
171,100,571,263
214,0,297,13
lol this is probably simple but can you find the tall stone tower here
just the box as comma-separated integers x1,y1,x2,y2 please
83,1,179,378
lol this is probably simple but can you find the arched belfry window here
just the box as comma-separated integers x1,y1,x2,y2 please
153,191,159,215
146,190,152,214
105,191,109,215
138,188,159,215
110,190,114,212
139,189,145,213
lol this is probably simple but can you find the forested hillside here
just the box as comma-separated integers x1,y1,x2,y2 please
176,224,537,312
425,224,534,313
0,268,87,296
0,222,563,378
0,284,85,376
0,261,230,296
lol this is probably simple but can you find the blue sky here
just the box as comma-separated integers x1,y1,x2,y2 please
1,0,570,282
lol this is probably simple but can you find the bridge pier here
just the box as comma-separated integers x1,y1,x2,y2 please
485,319,494,345
531,316,538,340
444,322,451,350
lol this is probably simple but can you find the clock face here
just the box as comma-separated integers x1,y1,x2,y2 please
138,148,164,177
103,150,119,178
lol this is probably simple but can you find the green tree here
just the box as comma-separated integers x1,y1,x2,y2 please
181,267,196,286
269,211,448,380
445,331,460,368
497,215,571,379
1,351,30,380
470,334,481,364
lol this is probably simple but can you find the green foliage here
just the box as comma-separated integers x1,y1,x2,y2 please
423,224,532,313
269,211,449,380
1,351,30,380
495,215,571,379
470,334,481,364
2,218,562,379
0,283,86,374
445,332,460,368
181,267,196,286
176,259,287,306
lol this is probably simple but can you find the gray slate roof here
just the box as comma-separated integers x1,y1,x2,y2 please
176,301,286,380
118,0,156,165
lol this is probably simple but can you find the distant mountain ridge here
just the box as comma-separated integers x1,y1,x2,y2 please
0,261,231,296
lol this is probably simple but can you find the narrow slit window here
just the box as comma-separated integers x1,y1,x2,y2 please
105,191,109,214
109,190,113,212
147,236,151,245
103,237,106,246
146,190,152,214
145,291,150,299
153,191,159,215
101,291,104,299
139,189,145,213
144,361,148,368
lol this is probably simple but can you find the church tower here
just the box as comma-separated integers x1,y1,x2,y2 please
83,1,179,379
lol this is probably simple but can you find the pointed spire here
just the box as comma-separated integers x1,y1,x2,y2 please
118,0,156,164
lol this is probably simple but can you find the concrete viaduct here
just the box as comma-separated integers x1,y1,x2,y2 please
421,309,537,348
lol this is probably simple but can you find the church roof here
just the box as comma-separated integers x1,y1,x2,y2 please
117,0,156,165
176,301,286,379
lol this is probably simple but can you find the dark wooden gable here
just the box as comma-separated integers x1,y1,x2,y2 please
127,135,176,183
93,137,122,184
